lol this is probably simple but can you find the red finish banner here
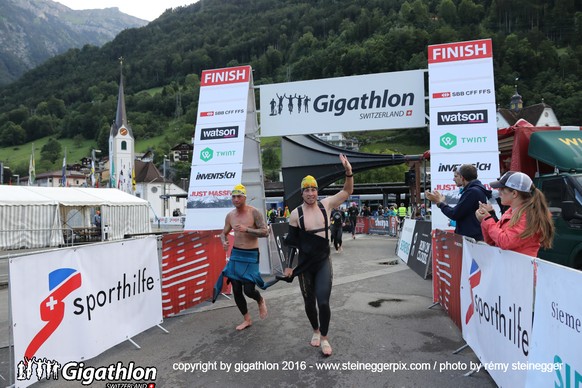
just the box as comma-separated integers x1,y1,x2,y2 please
428,39,492,63
201,65,251,86
431,229,464,330
161,230,227,317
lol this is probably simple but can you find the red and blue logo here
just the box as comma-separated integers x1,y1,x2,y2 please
464,259,481,324
24,268,82,361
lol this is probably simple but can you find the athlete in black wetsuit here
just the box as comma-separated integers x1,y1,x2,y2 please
282,154,353,357
330,207,345,252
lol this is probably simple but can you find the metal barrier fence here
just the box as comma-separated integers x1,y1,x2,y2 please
0,227,103,252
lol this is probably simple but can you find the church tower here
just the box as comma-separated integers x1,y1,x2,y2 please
109,58,135,193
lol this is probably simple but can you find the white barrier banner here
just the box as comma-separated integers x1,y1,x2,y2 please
461,240,534,387
259,70,425,136
10,237,162,388
526,259,582,386
397,219,416,263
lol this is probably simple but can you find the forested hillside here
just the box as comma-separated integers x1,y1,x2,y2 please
0,0,581,168
0,0,147,85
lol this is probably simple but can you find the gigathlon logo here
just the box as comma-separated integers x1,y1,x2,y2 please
266,89,416,117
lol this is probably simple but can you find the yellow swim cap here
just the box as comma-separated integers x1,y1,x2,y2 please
231,184,246,196
301,175,318,190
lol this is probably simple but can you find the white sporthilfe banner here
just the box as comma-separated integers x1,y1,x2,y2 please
259,70,426,136
427,39,500,232
526,259,582,387
397,219,416,263
186,66,254,230
461,240,534,388
10,237,162,388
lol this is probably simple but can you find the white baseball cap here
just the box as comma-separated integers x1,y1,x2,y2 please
490,171,533,193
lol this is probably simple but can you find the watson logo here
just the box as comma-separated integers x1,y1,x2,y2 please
25,268,82,360
437,109,488,125
465,259,481,324
200,126,239,141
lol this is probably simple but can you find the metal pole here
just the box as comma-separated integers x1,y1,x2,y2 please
163,156,167,217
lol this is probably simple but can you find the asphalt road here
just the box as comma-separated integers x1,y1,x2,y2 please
0,234,496,388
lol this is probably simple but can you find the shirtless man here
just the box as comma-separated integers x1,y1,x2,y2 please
220,184,270,330
283,154,353,356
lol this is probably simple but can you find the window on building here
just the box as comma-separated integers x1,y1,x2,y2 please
121,141,127,150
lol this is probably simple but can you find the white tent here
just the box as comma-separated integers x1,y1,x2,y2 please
0,186,151,250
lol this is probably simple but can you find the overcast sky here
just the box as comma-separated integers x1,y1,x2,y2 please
53,0,198,21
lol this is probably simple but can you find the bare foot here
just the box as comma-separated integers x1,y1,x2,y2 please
321,339,332,356
258,298,268,319
236,320,252,331
310,332,321,347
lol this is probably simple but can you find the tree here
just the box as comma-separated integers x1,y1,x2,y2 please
262,147,280,170
0,122,26,146
40,138,63,164
437,0,458,26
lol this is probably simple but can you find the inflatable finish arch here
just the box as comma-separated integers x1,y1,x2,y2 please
282,135,421,209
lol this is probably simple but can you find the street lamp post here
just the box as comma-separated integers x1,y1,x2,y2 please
91,149,102,187
163,155,169,217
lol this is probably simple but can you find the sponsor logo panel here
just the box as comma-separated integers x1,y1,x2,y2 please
429,79,495,108
430,152,500,183
188,164,242,188
430,128,498,153
200,125,239,141
196,101,247,125
437,109,488,126
194,123,244,143
193,142,244,165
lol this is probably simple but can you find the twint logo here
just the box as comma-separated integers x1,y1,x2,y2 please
462,136,487,143
200,126,239,141
440,133,457,149
437,110,488,125
200,147,214,162
201,66,250,86
429,39,492,63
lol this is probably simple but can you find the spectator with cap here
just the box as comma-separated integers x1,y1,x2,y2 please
425,164,492,241
475,171,554,257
